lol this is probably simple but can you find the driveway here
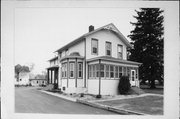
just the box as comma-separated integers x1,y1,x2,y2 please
15,87,118,114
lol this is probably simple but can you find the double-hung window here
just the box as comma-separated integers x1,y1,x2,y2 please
96,64,100,77
100,64,105,77
78,63,83,78
106,65,110,78
115,66,118,78
117,45,123,59
69,63,74,78
119,66,122,78
92,65,96,78
91,39,98,55
106,42,112,56
64,63,67,78
110,65,114,78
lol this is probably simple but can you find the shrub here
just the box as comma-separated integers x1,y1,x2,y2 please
118,76,131,94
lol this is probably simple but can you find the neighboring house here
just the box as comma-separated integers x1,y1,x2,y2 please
29,79,47,86
15,71,30,85
47,23,141,95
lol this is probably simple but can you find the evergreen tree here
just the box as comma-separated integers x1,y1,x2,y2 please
128,8,164,88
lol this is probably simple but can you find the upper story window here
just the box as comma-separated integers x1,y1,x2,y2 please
106,42,112,56
91,38,98,55
117,45,123,59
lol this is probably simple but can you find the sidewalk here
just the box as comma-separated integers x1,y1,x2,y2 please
39,89,163,115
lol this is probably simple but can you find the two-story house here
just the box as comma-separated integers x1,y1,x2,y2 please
47,23,141,95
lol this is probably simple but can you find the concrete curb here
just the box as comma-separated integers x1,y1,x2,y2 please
77,99,147,115
39,90,77,102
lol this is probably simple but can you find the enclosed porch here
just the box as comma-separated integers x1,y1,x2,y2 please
87,56,141,95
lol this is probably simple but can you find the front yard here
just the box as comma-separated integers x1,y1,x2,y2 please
97,95,163,115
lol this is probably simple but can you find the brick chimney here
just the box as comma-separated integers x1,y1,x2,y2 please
89,25,94,32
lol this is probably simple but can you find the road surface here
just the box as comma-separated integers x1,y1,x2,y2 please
15,87,118,114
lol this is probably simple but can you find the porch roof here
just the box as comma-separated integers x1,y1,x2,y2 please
46,65,59,70
60,55,84,62
87,56,142,66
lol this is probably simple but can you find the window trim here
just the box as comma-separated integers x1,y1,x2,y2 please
117,44,123,59
105,41,112,56
91,38,98,55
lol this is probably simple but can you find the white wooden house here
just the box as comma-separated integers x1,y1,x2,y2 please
47,23,141,95
15,71,30,86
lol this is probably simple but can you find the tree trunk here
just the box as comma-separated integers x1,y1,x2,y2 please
150,79,156,89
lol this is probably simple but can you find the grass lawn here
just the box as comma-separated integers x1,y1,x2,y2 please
98,95,163,115
140,85,163,95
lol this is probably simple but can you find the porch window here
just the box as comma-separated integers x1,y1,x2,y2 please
64,64,66,78
127,67,130,77
96,64,100,77
119,66,122,78
123,67,126,76
92,65,96,78
61,65,64,78
117,45,123,59
100,64,105,77
110,65,114,78
106,42,112,56
78,63,83,78
89,65,92,78
69,63,74,78
115,66,118,78
91,38,98,55
105,65,110,78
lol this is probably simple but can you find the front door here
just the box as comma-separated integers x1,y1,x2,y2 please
130,70,136,86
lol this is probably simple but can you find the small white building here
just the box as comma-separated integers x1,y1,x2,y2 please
15,71,30,86
47,23,141,95
29,79,47,86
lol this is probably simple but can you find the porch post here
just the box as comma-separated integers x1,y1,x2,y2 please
51,70,52,84
75,58,77,87
47,69,49,84
67,58,69,88
98,59,101,97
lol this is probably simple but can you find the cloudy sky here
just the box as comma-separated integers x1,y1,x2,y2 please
15,7,138,74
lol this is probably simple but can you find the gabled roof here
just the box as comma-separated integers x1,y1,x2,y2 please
87,56,142,66
55,23,132,53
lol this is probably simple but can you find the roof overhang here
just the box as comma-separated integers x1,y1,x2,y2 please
46,65,59,70
87,56,142,66
60,56,84,62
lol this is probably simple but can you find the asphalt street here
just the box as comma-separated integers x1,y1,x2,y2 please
15,87,118,114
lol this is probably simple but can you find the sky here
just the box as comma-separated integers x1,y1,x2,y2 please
15,8,138,74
